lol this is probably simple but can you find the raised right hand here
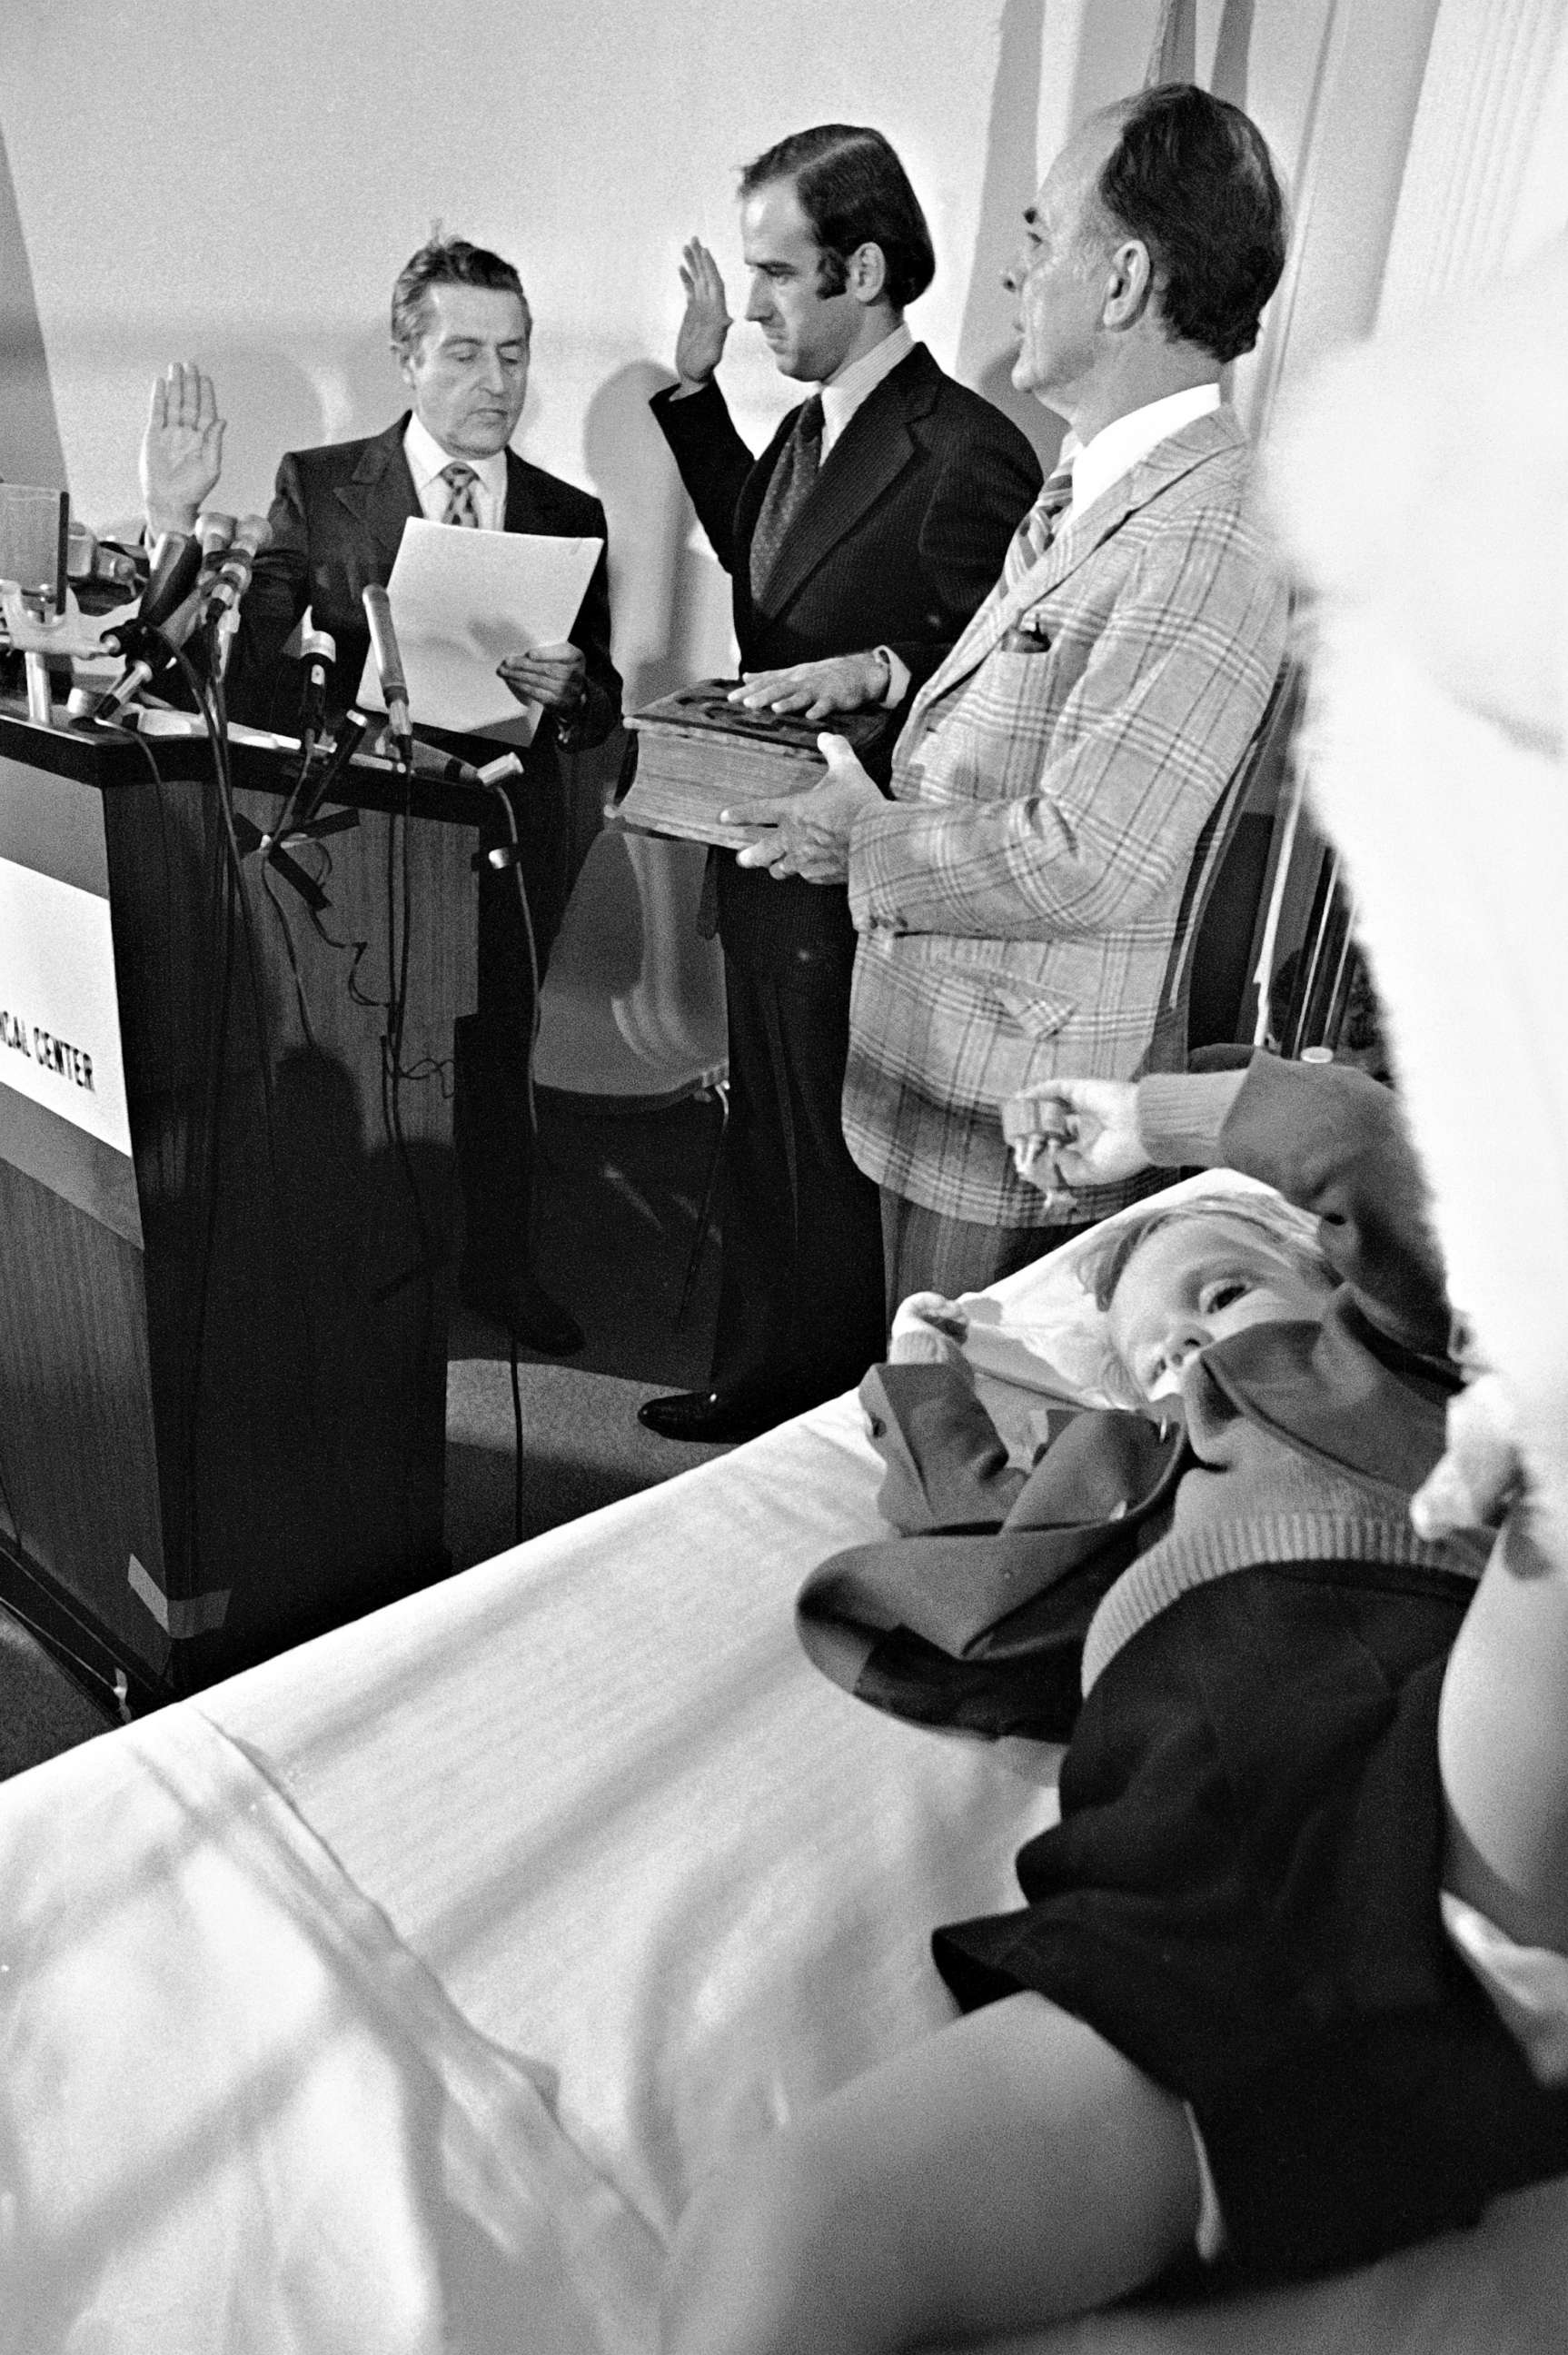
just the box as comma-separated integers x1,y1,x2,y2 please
674,238,731,389
141,362,226,538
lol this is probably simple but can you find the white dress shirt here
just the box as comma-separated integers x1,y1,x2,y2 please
819,320,914,458
811,322,916,701
403,413,509,530
1067,382,1222,521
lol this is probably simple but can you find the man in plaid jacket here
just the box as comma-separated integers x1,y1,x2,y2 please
735,85,1290,1309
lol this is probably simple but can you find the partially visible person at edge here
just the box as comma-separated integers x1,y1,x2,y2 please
221,239,621,1356
730,84,1289,1317
637,123,1041,1446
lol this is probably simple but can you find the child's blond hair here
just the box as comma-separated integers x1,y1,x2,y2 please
1078,1193,1335,1404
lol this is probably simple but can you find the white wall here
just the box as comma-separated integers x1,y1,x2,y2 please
0,0,1444,701
3,0,1024,699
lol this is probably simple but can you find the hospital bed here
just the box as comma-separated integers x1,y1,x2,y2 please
3,1177,1565,2352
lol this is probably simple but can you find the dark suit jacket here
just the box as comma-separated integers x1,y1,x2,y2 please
650,341,1040,957
653,342,1038,701
227,413,620,753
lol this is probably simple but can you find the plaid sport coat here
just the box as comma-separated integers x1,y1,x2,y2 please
842,406,1288,1227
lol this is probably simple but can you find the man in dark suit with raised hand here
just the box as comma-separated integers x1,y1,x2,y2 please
229,239,621,1356
640,125,1041,1445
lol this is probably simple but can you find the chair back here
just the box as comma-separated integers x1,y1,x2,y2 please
532,826,727,1108
1149,661,1302,1061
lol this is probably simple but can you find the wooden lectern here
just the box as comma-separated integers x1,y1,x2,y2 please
0,704,479,1705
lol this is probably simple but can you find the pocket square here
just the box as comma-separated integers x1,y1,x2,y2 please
999,618,1052,653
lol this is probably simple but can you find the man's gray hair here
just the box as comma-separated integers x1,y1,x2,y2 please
391,237,531,355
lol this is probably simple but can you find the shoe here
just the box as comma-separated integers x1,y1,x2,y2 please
460,1267,584,1356
636,1388,786,1445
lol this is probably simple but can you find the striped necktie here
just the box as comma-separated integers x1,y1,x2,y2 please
1004,462,1075,588
441,461,481,527
749,394,825,604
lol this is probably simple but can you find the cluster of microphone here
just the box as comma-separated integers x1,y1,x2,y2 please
90,512,273,726
87,525,520,805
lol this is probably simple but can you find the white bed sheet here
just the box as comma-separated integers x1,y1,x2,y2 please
200,1386,1052,2242
5,1182,1568,2350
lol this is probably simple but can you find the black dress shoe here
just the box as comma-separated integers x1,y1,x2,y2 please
460,1267,584,1356
636,1388,786,1445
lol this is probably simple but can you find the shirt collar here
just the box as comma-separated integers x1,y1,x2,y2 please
819,320,914,448
402,412,510,505
1069,382,1222,518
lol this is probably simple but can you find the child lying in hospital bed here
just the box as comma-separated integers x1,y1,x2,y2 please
660,1050,1568,2353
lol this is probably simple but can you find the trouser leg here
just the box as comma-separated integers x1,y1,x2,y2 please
709,948,885,1413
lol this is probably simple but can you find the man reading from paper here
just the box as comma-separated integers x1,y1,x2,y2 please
227,240,620,1356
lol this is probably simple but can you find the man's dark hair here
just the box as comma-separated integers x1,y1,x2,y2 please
391,238,531,354
1093,84,1285,363
739,124,936,311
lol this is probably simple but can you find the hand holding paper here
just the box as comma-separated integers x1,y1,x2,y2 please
498,641,586,713
357,520,601,743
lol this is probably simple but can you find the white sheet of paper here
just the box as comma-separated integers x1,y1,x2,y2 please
356,520,601,745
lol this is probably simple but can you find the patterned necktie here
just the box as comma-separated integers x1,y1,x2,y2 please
1003,462,1075,588
749,394,825,603
441,461,481,527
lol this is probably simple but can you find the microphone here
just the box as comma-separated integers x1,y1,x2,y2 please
91,532,205,724
198,511,237,564
362,583,412,764
197,512,271,627
379,739,521,790
134,531,205,636
297,625,335,752
276,707,372,846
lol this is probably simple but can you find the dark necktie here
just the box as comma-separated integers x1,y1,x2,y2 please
441,461,481,527
1003,462,1075,589
749,395,825,603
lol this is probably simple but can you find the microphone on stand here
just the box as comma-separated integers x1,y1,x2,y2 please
288,708,371,837
196,512,272,629
263,628,341,850
375,739,521,790
135,531,207,634
297,626,335,759
197,511,237,566
90,532,205,724
362,583,413,769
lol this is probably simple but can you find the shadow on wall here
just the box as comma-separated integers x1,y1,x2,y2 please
956,0,1064,474
1146,0,1255,105
74,310,569,538
58,332,336,535
0,125,66,484
1209,0,1256,106
582,359,733,713
955,0,1258,470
